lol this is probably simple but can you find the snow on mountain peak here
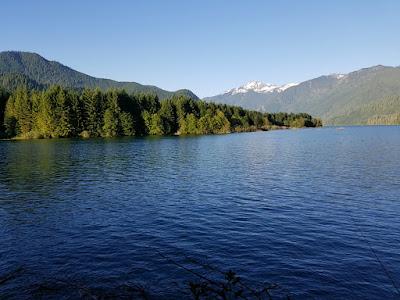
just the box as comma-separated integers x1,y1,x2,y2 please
225,81,299,95
279,82,300,91
329,73,346,80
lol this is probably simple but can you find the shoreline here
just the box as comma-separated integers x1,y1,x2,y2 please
0,125,309,141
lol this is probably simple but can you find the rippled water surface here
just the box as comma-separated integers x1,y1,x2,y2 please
1,126,400,299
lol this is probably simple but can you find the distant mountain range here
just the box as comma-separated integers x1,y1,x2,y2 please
1,51,399,125
0,51,198,100
205,66,400,125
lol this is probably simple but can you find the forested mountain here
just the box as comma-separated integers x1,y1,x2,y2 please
205,65,400,125
3,51,398,125
0,51,322,139
0,51,198,100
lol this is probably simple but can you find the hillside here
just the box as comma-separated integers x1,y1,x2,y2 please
0,51,198,100
205,66,400,125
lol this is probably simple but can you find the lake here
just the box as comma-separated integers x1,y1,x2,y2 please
0,126,399,299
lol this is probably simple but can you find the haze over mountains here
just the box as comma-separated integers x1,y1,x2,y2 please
205,66,400,125
0,51,198,100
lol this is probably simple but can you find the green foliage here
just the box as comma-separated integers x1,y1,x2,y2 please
54,88,73,137
198,114,213,134
0,73,44,92
2,85,321,139
148,113,165,135
81,88,104,136
266,112,322,128
0,88,9,135
212,111,231,133
329,95,400,125
367,113,400,125
103,108,119,137
120,112,135,136
186,113,199,134
159,100,178,135
102,91,121,137
4,87,32,136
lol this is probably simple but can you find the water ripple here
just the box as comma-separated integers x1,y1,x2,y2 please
0,127,399,299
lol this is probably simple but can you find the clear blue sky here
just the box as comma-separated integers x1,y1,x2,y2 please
2,0,400,97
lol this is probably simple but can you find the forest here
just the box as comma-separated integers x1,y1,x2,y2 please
0,86,322,139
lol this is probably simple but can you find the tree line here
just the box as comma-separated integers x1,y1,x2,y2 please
0,86,322,139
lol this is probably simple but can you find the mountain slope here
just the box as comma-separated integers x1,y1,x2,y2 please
205,66,400,125
0,51,198,100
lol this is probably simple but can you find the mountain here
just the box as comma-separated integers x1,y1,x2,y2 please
225,81,299,95
205,66,400,125
0,51,198,100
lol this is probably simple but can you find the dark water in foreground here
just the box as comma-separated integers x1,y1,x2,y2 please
0,126,399,299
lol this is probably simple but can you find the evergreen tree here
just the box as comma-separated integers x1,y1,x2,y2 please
103,109,119,137
198,114,213,134
159,100,177,135
82,88,104,136
1,85,321,139
102,91,122,137
35,90,53,137
178,115,188,134
212,110,231,133
149,113,164,135
120,111,135,136
186,113,198,134
54,88,72,137
11,87,32,135
0,88,9,135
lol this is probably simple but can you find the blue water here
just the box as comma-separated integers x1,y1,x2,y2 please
0,126,399,299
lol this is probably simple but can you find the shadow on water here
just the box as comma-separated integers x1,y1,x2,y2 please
0,251,290,300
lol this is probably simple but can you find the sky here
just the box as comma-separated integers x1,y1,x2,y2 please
2,0,400,98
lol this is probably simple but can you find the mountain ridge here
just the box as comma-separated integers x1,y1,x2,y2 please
0,51,198,100
204,65,400,125
1,51,399,125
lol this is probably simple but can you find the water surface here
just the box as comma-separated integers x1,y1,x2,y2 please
1,126,399,299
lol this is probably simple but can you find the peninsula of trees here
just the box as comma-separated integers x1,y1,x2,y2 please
0,86,322,139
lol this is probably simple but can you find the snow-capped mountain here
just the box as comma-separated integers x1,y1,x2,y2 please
204,65,400,125
225,80,299,95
